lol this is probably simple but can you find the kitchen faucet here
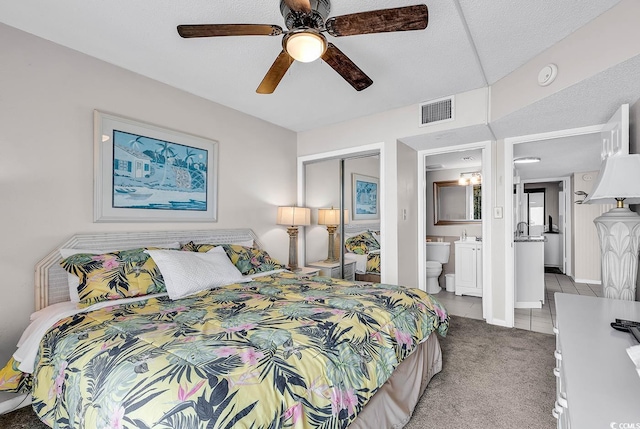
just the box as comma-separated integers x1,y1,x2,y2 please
516,221,529,237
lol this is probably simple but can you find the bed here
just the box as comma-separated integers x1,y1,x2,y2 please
0,229,448,428
344,224,382,283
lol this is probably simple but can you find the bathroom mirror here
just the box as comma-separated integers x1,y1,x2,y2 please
434,180,481,225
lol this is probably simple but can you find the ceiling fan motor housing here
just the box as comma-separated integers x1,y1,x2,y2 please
280,0,331,30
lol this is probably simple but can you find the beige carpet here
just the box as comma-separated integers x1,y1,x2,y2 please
407,316,556,429
0,316,556,429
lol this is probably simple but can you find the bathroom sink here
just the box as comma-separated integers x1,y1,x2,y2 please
514,235,547,242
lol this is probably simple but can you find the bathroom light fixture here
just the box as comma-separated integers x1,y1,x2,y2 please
583,154,640,300
283,30,327,63
277,206,311,271
513,157,541,164
458,172,482,186
317,207,349,262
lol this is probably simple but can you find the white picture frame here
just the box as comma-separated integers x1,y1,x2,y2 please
352,173,379,220
94,110,218,222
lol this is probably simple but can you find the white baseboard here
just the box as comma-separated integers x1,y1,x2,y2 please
488,318,508,327
0,393,31,415
573,278,601,285
515,301,543,309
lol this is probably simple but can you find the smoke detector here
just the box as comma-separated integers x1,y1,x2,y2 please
538,64,558,87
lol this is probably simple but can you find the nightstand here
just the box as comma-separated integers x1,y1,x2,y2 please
306,260,356,281
296,266,321,277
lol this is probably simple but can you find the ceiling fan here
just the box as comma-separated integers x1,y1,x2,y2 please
177,0,429,94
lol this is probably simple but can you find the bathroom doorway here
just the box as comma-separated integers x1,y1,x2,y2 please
417,141,493,322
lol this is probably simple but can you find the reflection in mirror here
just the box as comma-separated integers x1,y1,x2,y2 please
303,154,380,266
434,180,481,225
525,189,545,235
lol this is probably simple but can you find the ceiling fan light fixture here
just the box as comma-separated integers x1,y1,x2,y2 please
284,30,327,63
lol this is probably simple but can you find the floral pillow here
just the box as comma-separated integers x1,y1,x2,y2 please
219,244,285,275
60,248,166,306
345,231,381,255
180,241,217,253
180,239,254,253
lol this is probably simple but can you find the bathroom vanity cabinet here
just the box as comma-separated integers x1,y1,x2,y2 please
454,241,482,297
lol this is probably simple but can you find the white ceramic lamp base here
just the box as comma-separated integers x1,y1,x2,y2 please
594,207,640,301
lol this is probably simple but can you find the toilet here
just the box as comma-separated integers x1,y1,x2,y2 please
425,242,451,294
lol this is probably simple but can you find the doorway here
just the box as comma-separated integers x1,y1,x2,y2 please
515,178,570,275
417,140,493,323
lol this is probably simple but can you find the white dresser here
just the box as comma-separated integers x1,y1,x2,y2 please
554,293,640,428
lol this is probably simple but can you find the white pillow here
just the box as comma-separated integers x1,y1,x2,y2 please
60,242,181,303
146,247,250,300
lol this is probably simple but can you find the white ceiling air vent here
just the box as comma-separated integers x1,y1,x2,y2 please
419,96,454,127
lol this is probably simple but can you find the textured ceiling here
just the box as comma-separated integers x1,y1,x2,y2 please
513,134,602,180
420,132,602,181
0,0,623,132
491,54,640,139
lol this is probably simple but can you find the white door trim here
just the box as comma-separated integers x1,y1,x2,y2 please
504,124,604,327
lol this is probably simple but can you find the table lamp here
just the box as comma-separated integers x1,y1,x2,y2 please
318,207,349,262
277,206,310,271
583,154,640,300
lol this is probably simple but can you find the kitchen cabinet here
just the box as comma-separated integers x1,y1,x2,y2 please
544,232,562,268
515,239,545,308
454,241,482,297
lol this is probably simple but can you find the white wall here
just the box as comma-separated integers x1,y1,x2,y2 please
397,142,418,288
0,24,297,367
297,88,489,285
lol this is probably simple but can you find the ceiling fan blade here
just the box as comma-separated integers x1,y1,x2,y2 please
325,4,428,37
256,50,294,94
321,43,372,91
177,24,283,38
283,0,312,14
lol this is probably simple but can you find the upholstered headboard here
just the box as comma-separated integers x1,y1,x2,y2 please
35,229,262,310
344,223,380,236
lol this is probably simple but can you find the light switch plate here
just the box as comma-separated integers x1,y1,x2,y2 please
493,207,503,218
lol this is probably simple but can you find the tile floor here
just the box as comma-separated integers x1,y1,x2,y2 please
433,272,603,335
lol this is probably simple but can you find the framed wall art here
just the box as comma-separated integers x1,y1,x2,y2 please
352,173,379,220
94,110,218,222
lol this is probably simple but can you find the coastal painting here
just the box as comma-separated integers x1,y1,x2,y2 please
352,174,379,220
94,111,218,222
112,130,208,211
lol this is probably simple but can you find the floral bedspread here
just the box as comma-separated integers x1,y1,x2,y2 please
7,273,448,428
